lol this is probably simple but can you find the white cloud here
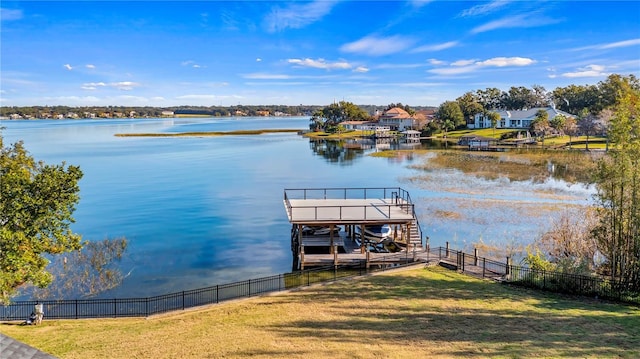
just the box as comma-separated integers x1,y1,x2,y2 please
181,60,204,68
459,1,511,17
471,13,561,34
256,58,262,62
476,57,535,67
0,8,23,21
574,38,640,51
600,38,640,49
81,81,140,91
375,63,427,69
429,56,536,76
264,0,337,33
560,64,609,78
340,35,415,56
113,81,139,90
63,64,73,70
81,82,107,90
429,66,478,76
411,41,459,53
243,73,292,80
287,58,351,70
428,59,446,66
353,66,369,73
86,64,96,69
451,59,477,67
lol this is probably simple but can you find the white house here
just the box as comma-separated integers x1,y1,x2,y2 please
378,107,416,131
470,107,575,129
340,121,370,131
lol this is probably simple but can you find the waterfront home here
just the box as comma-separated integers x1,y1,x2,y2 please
378,107,416,131
470,107,575,129
340,121,370,131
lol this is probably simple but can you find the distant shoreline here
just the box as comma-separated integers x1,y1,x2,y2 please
114,129,301,137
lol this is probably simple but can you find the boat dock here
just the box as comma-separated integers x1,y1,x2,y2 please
283,187,425,269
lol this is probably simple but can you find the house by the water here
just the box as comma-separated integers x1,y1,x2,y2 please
469,107,575,129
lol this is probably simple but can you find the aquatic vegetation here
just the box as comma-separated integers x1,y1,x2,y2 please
413,149,600,184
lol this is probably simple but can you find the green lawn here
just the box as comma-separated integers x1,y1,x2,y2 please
2,266,638,359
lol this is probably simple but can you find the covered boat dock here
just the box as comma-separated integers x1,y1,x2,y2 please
283,187,424,269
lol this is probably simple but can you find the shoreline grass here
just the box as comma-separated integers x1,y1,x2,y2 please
2,266,638,359
114,129,301,137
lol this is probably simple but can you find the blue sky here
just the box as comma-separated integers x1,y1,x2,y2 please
1,1,639,107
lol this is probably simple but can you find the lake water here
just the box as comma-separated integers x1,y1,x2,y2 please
1,117,595,298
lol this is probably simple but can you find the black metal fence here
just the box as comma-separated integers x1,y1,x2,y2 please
3,247,637,321
0,252,417,321
508,265,639,304
434,245,639,305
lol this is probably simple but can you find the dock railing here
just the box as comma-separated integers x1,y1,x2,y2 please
284,187,411,202
3,246,636,321
284,187,417,221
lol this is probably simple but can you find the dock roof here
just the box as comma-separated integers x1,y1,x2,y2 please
284,187,417,225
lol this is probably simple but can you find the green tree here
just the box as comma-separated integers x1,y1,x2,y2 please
530,109,550,145
0,137,84,303
563,116,578,149
475,87,504,110
455,92,484,126
384,103,415,116
503,86,536,110
311,101,370,132
436,101,464,132
577,109,599,151
550,114,567,135
592,83,640,291
27,237,128,300
487,111,501,137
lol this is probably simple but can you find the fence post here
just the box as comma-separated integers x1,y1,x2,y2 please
114,299,117,318
482,258,486,278
506,257,510,276
75,299,78,319
474,248,478,266
446,242,449,257
182,291,185,310
461,251,465,272
146,298,149,317
216,285,219,303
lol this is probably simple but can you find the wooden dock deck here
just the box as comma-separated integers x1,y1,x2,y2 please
284,187,425,269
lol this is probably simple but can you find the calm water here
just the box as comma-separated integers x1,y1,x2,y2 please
1,117,594,298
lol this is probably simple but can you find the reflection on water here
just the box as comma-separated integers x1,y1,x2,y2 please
308,137,447,164
1,118,595,299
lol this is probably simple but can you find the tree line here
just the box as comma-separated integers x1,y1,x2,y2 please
0,105,324,119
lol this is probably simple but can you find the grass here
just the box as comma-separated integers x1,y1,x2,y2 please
412,149,600,183
114,129,300,137
2,266,638,359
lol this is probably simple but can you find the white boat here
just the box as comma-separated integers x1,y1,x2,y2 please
355,224,392,242
302,225,340,236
